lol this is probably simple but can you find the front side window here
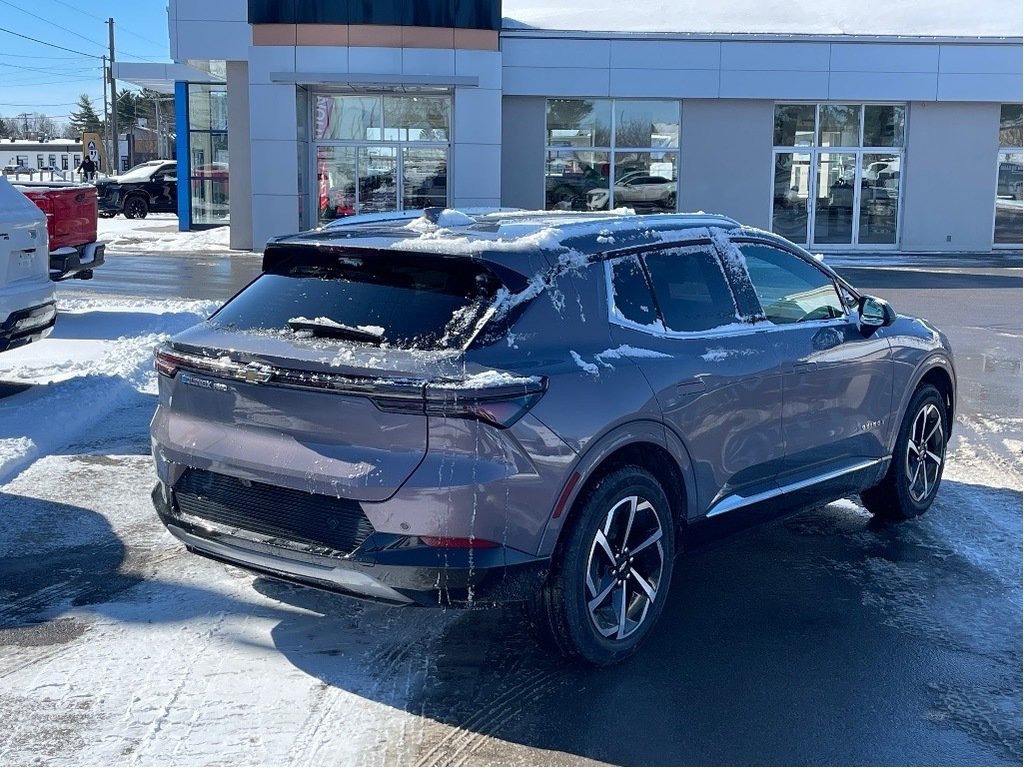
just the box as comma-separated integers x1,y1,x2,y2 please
735,243,845,325
643,245,738,333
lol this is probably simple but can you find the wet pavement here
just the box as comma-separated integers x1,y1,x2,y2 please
1,249,1020,765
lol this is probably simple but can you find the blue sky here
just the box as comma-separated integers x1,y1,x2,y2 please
0,0,169,125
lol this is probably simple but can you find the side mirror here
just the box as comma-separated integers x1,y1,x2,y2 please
859,295,895,329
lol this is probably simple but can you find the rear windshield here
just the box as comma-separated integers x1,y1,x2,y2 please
209,248,503,350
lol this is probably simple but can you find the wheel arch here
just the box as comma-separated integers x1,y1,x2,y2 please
536,420,696,559
892,355,956,452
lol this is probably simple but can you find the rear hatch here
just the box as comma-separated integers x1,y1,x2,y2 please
18,185,97,250
155,244,525,502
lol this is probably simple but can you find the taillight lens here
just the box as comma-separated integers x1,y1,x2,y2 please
422,377,547,429
154,345,188,377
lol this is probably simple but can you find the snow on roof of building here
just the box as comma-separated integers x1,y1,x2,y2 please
501,0,1023,39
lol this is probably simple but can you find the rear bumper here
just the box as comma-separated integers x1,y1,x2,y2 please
50,242,104,281
0,300,56,352
152,482,549,607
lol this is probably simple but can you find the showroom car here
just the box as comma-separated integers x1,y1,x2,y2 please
149,208,956,665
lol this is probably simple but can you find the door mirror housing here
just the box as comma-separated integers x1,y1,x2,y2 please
859,295,895,329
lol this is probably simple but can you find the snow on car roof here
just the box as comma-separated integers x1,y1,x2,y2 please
282,209,741,259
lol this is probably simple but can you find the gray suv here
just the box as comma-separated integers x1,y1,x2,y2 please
150,209,955,665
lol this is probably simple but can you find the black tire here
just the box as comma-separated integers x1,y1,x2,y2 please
124,196,149,220
664,192,677,210
530,466,675,666
861,384,948,520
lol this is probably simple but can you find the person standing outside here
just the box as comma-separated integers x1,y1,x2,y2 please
77,155,97,182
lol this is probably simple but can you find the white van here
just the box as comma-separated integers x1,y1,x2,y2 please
0,177,56,352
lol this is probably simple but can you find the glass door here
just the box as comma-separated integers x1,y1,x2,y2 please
811,152,857,246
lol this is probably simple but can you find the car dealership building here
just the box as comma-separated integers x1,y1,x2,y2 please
117,0,1023,253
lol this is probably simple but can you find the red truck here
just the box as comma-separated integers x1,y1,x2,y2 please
13,182,105,281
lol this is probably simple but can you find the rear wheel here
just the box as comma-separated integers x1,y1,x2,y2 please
531,466,674,666
861,384,947,520
124,195,149,219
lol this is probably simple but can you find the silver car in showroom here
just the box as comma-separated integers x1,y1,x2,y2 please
150,209,955,665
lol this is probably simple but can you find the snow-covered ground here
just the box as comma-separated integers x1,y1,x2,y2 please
0,226,1020,764
99,214,232,254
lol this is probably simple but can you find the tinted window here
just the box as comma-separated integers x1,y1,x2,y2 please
609,255,658,327
737,243,845,324
643,246,738,332
210,250,501,350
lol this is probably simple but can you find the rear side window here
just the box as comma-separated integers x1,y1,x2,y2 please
643,245,738,333
608,255,659,327
209,249,502,350
736,243,845,324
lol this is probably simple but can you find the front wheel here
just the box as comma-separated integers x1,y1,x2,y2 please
861,384,947,520
531,466,675,666
124,196,149,219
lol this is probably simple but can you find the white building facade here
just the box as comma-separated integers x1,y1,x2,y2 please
118,0,1023,253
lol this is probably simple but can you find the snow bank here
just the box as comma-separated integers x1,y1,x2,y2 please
0,297,215,485
99,215,232,254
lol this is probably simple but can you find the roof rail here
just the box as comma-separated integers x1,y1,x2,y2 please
321,207,525,231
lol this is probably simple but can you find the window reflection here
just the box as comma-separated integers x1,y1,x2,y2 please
545,99,679,212
859,153,900,244
313,93,450,222
863,105,905,147
819,105,861,147
995,150,1022,245
773,104,815,147
772,152,810,242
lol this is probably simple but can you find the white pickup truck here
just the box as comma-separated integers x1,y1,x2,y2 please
0,177,57,352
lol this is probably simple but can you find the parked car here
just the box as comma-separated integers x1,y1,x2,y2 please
14,181,105,280
587,174,677,211
95,160,177,219
149,208,955,665
0,178,56,352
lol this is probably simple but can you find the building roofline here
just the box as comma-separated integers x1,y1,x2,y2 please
499,28,1023,46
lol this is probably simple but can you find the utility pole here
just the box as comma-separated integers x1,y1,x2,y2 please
107,18,119,174
155,97,162,158
101,55,109,170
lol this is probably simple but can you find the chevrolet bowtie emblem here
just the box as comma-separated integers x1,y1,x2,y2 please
242,362,273,384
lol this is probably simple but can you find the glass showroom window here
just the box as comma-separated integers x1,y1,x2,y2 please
545,99,680,212
188,84,229,226
994,104,1022,246
772,103,905,248
313,94,450,222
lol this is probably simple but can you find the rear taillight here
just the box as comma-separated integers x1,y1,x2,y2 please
154,345,188,377
421,377,547,429
420,536,499,549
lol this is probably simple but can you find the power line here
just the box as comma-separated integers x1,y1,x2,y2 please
0,51,93,60
42,0,166,48
0,61,97,74
0,0,107,51
0,25,101,57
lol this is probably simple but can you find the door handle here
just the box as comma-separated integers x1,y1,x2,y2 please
792,362,818,373
676,379,707,395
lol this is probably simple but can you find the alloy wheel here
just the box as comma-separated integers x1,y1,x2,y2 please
585,494,665,640
904,402,945,503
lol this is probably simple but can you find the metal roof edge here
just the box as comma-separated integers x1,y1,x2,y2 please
498,28,1023,46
